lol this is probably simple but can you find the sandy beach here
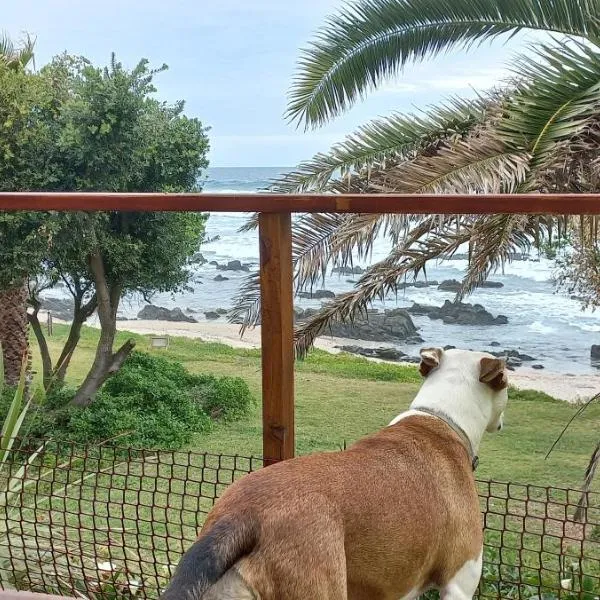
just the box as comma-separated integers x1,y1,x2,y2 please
112,319,600,404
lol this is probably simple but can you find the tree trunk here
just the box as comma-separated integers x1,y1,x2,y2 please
71,329,135,407
0,281,29,385
27,299,53,389
71,251,134,407
53,294,97,385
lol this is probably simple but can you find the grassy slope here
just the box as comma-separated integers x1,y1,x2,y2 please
35,324,600,489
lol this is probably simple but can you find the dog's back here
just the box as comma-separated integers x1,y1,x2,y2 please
161,415,482,600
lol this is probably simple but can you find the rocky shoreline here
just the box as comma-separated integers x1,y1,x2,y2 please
37,292,600,375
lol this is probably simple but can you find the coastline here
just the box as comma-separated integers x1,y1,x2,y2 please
110,318,600,404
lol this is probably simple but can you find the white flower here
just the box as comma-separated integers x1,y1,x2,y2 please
560,579,572,590
97,561,116,572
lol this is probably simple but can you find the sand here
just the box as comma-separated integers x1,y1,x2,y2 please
108,319,600,404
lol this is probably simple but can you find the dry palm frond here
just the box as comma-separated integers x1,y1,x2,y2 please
574,441,600,522
295,220,473,357
371,136,529,195
457,214,533,299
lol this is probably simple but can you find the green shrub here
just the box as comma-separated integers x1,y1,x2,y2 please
191,376,256,421
0,351,255,450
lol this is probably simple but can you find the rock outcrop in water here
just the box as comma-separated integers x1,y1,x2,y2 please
591,345,600,366
216,260,251,272
335,345,409,361
408,300,508,326
295,307,423,343
438,279,504,292
137,305,198,323
297,290,336,299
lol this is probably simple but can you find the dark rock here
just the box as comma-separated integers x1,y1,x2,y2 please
346,279,357,284
40,297,75,321
438,279,462,292
404,356,421,364
591,345,600,364
491,349,535,362
216,259,250,272
209,260,218,266
336,345,407,362
532,364,545,370
214,274,229,282
137,305,198,323
443,345,456,350
204,311,220,320
186,308,198,314
413,280,439,288
216,308,228,315
506,357,522,369
490,341,501,347
333,266,365,275
193,252,207,264
480,281,504,289
298,289,336,300
407,300,508,326
296,308,422,343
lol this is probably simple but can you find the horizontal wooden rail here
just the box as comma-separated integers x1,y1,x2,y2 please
1,192,600,213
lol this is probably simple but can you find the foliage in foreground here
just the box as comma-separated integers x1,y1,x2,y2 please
0,351,255,450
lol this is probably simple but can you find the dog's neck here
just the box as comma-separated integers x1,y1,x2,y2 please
391,384,490,457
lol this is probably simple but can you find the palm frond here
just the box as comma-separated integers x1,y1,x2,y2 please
287,0,596,127
501,41,600,176
371,135,530,194
0,32,35,70
295,218,473,357
228,271,262,334
457,214,533,298
273,96,493,193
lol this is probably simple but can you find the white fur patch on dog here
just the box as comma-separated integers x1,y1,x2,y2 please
440,550,482,600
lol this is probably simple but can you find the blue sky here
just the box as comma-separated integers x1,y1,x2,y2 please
4,1,530,167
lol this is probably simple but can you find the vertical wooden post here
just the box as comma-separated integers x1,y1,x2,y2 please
259,212,295,465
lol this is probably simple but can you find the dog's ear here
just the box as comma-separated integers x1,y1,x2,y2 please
479,357,508,390
419,347,443,377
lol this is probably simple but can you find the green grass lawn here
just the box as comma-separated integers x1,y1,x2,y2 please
35,323,600,490
3,323,596,598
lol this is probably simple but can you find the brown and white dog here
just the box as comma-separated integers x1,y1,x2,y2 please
161,347,508,600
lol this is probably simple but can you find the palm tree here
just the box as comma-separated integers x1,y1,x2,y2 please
0,32,36,385
232,0,600,357
0,32,35,72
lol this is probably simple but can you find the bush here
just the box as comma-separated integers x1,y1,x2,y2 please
1,351,255,450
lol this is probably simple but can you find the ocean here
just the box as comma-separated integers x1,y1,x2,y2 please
94,167,600,374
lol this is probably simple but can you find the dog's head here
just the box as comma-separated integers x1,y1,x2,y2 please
419,347,508,433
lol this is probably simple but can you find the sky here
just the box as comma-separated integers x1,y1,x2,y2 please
3,1,533,167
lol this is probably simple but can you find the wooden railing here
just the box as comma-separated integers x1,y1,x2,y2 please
1,191,600,466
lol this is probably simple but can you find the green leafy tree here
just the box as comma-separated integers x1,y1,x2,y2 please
0,34,58,386
22,55,210,403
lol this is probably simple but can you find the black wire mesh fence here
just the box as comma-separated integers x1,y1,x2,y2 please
0,440,598,599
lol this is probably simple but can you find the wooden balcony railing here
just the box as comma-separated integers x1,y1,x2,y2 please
1,191,600,466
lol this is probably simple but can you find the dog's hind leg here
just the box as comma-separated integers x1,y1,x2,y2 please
202,567,259,600
440,550,482,600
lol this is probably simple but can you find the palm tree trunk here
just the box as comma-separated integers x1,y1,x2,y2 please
0,281,29,385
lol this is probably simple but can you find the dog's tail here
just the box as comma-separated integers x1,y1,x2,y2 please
160,515,258,600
